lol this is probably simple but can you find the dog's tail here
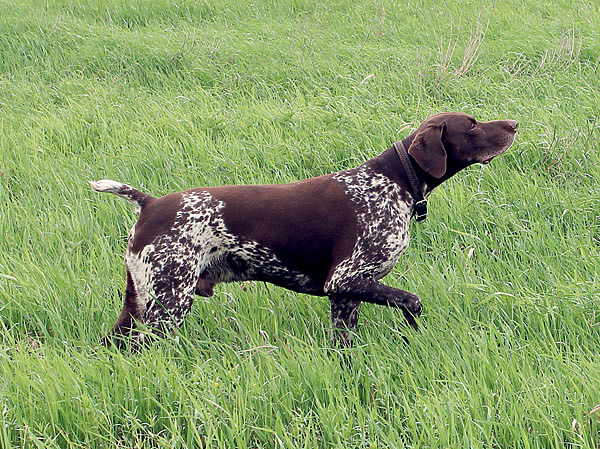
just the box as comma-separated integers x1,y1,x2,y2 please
89,179,153,213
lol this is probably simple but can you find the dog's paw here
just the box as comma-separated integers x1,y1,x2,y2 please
406,293,422,316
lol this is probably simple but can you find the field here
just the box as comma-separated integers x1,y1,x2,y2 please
1,0,599,447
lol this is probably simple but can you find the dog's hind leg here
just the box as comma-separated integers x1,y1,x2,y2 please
129,253,201,348
100,269,144,349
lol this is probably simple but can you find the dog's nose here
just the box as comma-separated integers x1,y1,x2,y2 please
507,120,518,132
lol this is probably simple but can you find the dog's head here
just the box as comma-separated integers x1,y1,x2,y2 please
407,112,517,179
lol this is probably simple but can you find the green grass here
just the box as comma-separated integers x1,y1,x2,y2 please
1,0,599,447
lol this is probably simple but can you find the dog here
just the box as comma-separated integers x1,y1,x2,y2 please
91,112,517,348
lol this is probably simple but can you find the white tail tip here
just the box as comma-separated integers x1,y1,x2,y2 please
89,179,124,192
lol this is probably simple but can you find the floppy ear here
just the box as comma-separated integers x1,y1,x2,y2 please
407,122,447,178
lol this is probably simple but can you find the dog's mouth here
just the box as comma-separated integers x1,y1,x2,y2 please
480,134,516,165
478,148,505,165
479,150,503,165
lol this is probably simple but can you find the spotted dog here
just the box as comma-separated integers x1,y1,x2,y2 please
91,112,517,348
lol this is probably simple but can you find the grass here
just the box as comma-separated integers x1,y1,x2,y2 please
1,0,599,447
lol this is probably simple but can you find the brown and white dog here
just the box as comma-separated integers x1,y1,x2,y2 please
91,112,517,348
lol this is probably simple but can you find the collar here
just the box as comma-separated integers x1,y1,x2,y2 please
393,140,428,222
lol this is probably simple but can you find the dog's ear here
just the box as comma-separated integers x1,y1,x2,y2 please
407,122,447,178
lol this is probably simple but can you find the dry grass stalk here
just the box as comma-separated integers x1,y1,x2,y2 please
454,18,488,77
535,28,582,74
435,16,488,80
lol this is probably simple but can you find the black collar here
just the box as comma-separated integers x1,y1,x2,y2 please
393,141,428,222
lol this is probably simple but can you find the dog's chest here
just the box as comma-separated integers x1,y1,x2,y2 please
333,166,412,279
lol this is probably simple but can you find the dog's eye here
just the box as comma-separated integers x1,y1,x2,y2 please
470,122,478,130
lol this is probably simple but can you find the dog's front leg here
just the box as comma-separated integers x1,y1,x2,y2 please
329,297,362,347
326,277,422,333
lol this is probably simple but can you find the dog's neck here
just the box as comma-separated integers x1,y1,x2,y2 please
365,134,433,198
366,134,471,198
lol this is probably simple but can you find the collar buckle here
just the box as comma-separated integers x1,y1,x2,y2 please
414,199,428,222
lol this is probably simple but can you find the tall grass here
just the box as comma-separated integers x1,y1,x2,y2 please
1,0,599,447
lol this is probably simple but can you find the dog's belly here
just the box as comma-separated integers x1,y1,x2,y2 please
197,251,324,295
